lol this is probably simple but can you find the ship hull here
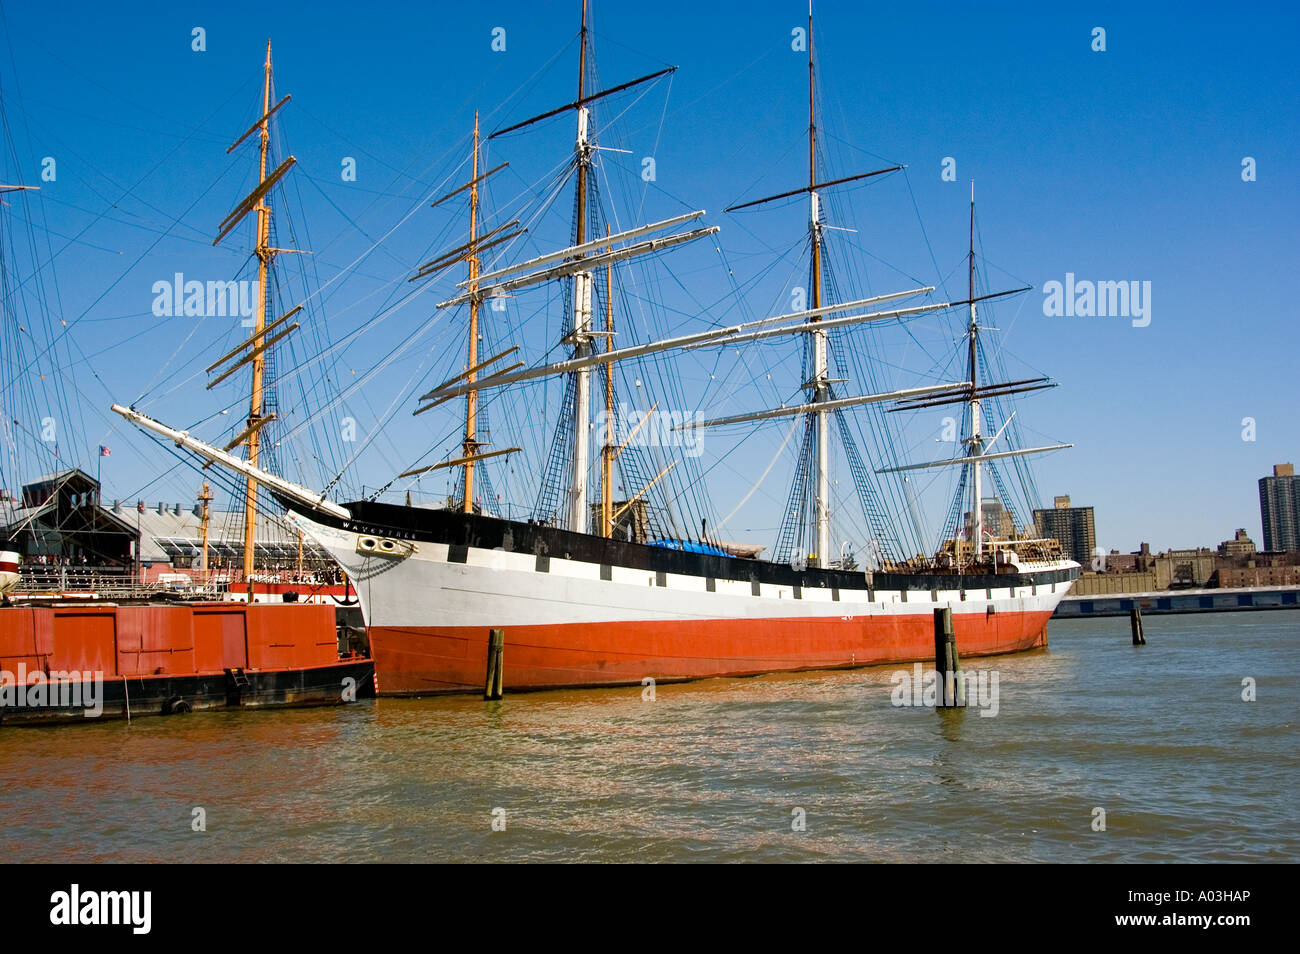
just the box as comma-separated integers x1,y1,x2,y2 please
368,613,1052,694
284,500,1077,696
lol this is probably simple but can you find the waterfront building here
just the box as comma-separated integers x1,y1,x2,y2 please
1218,528,1257,558
1259,463,1299,552
0,469,332,584
963,497,1018,540
1033,494,1096,565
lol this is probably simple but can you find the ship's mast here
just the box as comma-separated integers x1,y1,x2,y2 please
602,226,615,538
462,113,483,513
567,0,595,534
408,120,518,491
576,0,589,244
968,181,983,559
414,10,706,532
242,41,275,582
198,482,212,577
808,3,831,567
207,45,304,584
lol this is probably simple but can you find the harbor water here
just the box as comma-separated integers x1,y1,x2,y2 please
1,611,1296,863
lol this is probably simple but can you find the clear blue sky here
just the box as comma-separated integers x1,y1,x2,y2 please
1,0,1296,555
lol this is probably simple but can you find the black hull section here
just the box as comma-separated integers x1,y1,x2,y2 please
0,659,375,726
283,495,1079,593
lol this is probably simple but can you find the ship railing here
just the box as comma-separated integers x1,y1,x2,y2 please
17,565,132,593
12,565,233,601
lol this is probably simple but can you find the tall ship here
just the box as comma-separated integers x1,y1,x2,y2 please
114,2,1078,695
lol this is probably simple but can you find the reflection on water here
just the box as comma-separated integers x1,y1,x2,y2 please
1,613,1296,862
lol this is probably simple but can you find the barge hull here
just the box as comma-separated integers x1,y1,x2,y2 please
0,601,373,724
0,658,374,725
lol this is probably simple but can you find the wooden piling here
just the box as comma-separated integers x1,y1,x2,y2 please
1130,607,1146,646
484,628,504,700
950,621,964,706
933,607,964,706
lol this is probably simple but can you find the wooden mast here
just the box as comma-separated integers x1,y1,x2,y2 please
205,48,302,591
407,123,519,493
242,40,275,585
462,112,482,513
198,482,212,577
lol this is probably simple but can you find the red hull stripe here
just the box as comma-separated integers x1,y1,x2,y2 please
369,611,1054,694
0,561,18,574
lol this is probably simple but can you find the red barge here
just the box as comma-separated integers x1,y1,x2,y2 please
0,600,373,725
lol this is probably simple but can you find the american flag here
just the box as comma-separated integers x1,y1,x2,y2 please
99,445,111,457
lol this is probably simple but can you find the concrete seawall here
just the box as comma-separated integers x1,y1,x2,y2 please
1054,585,1300,618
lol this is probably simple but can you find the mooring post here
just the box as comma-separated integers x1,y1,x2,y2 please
491,629,504,699
949,616,964,706
484,628,505,700
1130,607,1146,646
933,607,963,707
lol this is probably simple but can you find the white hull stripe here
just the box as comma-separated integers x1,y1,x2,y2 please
288,512,1075,630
